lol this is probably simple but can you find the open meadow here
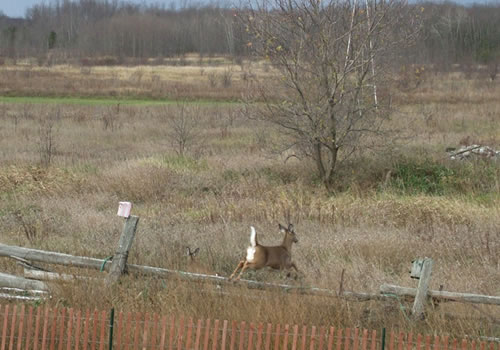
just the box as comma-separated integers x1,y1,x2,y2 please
0,59,499,338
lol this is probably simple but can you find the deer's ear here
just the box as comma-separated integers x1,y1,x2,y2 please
186,247,191,256
278,223,285,232
288,224,294,232
193,247,200,256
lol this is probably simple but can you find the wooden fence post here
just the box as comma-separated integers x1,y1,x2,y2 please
106,215,139,285
412,258,433,320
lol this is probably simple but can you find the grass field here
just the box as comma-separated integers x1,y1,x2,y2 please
0,96,240,106
0,60,499,338
0,57,273,101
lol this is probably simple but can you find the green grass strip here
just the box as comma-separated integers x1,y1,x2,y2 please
0,95,241,106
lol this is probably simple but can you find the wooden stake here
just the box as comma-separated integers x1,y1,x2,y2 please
194,320,202,350
221,320,228,350
292,325,299,350
106,216,139,285
8,305,17,350
412,258,433,320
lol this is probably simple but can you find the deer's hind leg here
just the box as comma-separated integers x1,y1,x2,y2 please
229,259,252,280
234,261,258,281
229,260,246,281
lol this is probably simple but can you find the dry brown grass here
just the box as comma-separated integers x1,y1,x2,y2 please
0,58,275,101
0,64,499,338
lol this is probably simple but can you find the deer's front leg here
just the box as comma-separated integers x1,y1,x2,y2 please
285,262,300,279
290,262,300,279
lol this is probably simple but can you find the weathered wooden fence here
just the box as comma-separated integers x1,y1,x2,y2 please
0,304,498,350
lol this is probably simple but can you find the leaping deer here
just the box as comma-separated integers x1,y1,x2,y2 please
228,224,299,281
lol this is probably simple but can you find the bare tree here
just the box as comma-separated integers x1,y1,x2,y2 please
488,61,498,81
166,104,203,157
37,108,60,167
241,0,420,190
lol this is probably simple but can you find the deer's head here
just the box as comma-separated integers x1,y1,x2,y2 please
279,223,298,244
186,247,200,261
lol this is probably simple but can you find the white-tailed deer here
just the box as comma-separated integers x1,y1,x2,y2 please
228,224,299,281
186,246,200,260
185,246,213,275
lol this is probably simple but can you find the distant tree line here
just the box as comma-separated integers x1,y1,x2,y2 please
0,0,499,66
0,0,249,61
417,1,500,65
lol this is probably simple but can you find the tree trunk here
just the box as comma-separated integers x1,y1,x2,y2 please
313,140,337,192
319,100,339,191
313,139,326,181
324,145,338,190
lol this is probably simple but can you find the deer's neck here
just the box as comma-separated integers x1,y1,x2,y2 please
281,235,294,252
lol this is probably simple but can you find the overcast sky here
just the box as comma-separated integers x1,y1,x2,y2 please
2,0,47,17
1,0,38,18
1,0,498,18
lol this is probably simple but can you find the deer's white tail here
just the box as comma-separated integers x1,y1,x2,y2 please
249,226,257,247
246,226,257,262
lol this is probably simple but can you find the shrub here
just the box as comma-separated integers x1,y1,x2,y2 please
80,56,120,66
208,72,218,87
387,157,499,196
389,158,454,195
221,69,233,88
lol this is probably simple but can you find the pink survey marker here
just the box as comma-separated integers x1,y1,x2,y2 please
117,201,132,218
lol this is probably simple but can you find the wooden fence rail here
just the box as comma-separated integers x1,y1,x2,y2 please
0,243,383,302
0,304,498,350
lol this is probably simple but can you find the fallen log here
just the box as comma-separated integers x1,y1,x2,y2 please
0,287,46,301
0,244,110,271
11,255,50,271
380,284,500,306
0,272,49,291
23,269,92,282
0,293,44,301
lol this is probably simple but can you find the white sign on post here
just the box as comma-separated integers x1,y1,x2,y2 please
117,202,132,218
